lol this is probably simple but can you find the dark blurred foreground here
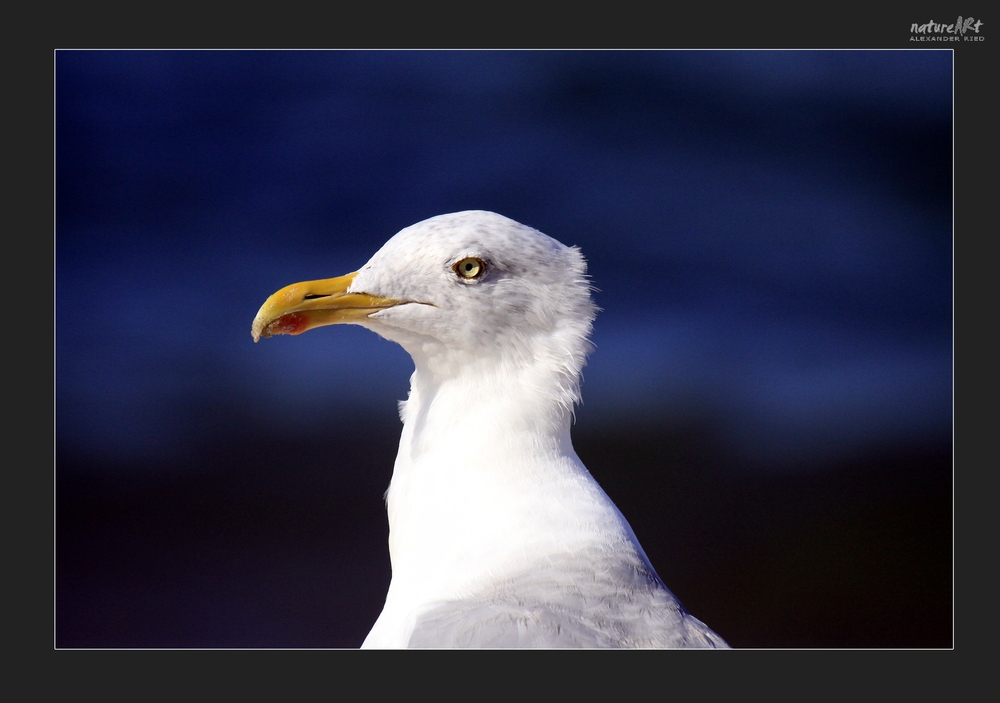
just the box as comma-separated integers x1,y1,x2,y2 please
57,416,951,649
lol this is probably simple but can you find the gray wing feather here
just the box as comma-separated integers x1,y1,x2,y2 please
407,549,729,648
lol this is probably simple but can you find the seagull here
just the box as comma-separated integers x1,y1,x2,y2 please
251,211,729,648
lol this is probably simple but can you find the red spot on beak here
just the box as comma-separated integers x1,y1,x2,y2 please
266,312,310,336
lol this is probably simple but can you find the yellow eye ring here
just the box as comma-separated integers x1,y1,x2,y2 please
453,257,485,280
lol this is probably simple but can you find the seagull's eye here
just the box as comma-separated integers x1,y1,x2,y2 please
453,257,485,280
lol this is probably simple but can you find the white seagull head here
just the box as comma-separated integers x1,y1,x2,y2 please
252,210,597,412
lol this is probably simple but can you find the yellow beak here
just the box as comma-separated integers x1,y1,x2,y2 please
251,271,403,342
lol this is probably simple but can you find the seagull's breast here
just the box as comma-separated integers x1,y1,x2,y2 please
369,368,647,644
386,401,621,589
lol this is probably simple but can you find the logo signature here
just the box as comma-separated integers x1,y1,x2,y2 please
910,16,984,41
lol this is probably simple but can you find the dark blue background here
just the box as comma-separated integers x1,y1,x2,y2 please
56,50,952,647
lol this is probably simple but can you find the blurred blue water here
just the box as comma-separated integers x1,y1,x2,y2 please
56,50,952,470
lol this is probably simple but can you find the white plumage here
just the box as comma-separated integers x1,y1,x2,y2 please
252,210,728,648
